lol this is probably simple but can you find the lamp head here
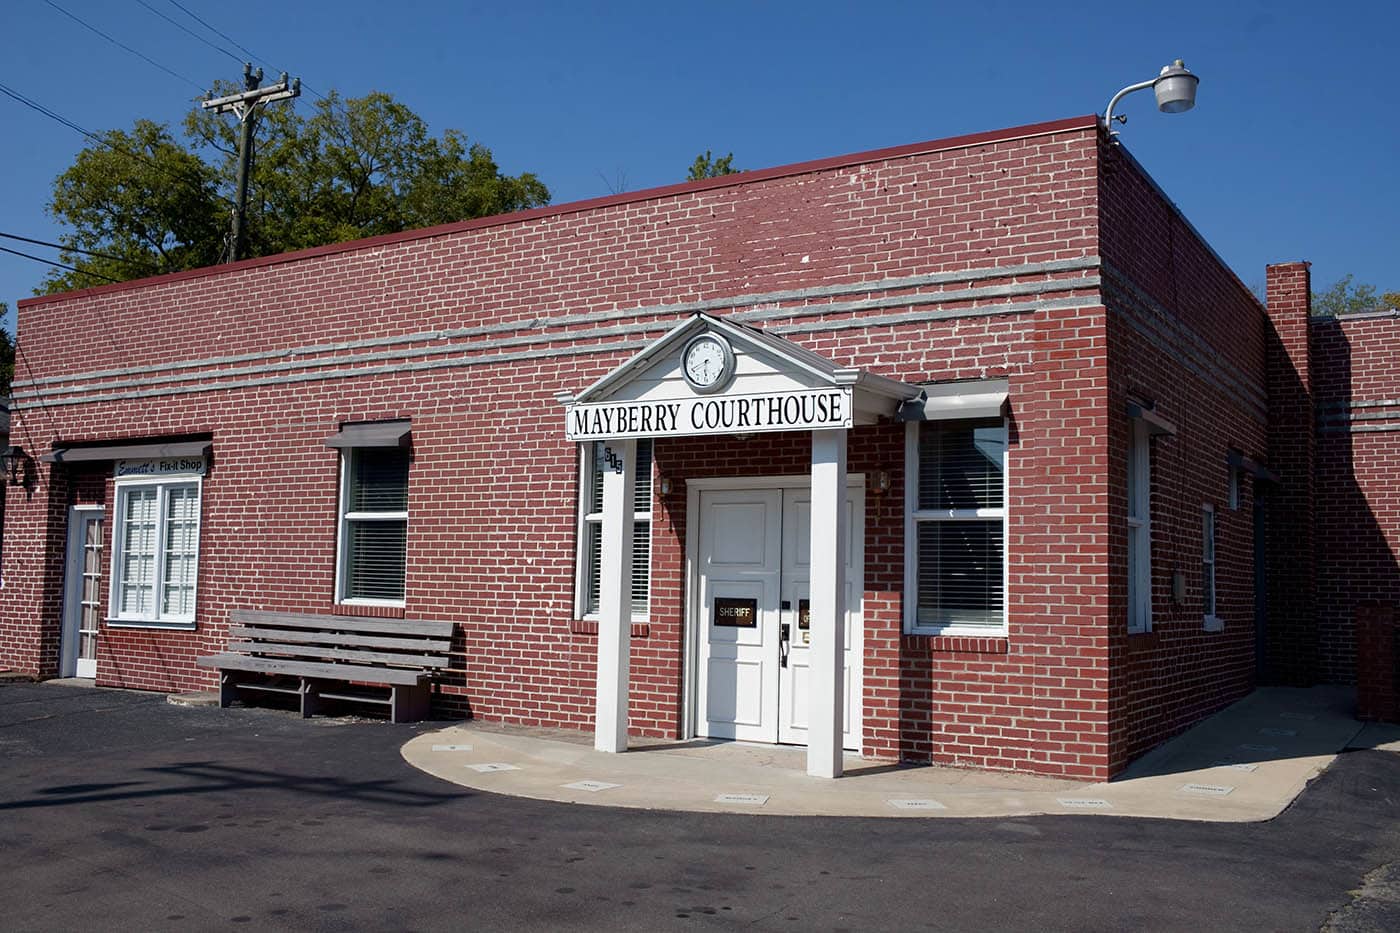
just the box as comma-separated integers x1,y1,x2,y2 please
2,445,27,486
1153,59,1199,114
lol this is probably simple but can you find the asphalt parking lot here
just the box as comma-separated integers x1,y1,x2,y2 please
3,681,1399,932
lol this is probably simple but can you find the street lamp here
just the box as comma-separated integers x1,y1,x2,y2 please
2,445,29,486
1103,60,1200,139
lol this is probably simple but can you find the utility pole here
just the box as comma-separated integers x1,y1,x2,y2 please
202,63,300,263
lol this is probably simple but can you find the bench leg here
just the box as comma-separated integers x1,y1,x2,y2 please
390,684,431,723
299,678,321,719
219,672,239,709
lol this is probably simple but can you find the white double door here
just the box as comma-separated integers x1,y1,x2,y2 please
696,484,863,749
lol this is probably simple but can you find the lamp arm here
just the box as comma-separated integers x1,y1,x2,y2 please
1102,77,1157,132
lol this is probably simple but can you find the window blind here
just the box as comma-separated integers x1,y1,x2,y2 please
916,520,1004,628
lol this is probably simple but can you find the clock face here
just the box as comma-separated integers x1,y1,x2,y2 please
682,335,733,393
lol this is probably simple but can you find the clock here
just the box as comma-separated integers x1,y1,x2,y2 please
681,333,735,394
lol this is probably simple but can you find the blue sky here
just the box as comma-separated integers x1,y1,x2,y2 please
2,1,1396,330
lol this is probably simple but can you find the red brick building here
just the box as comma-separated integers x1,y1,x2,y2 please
2,114,1390,780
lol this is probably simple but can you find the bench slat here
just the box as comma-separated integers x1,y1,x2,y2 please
317,691,393,706
231,609,453,638
232,682,304,696
197,653,426,686
227,640,449,669
227,625,450,654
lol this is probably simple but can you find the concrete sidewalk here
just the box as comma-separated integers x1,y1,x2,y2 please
401,685,1400,821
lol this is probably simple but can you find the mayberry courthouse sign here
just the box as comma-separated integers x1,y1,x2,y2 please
564,387,853,440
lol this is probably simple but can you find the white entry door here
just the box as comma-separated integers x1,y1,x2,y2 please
696,485,863,749
61,507,105,679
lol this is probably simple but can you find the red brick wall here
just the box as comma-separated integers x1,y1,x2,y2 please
1099,140,1272,769
1312,310,1400,684
3,116,1140,778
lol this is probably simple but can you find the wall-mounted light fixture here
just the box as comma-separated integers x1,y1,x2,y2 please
659,477,672,496
870,470,891,495
1103,59,1199,140
2,445,30,486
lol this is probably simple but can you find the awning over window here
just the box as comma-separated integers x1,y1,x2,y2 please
1126,401,1177,437
323,420,411,449
42,440,211,464
1228,449,1282,484
897,379,1008,422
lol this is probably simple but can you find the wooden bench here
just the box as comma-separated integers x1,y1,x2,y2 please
196,610,455,723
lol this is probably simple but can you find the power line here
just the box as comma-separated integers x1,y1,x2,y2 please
40,0,205,92
0,232,158,271
165,0,272,71
0,245,122,282
135,0,243,65
0,80,230,207
0,80,100,142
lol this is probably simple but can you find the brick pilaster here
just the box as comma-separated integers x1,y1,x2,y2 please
1264,261,1316,684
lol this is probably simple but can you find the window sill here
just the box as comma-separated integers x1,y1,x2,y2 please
903,633,1009,654
105,618,196,631
578,612,650,626
570,619,651,638
333,602,406,619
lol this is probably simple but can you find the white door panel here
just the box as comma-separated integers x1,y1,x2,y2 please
696,490,781,742
777,490,863,748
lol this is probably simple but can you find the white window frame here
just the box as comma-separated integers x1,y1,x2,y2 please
575,441,652,622
107,474,202,629
903,419,1009,636
1127,418,1152,634
1202,503,1223,632
335,447,409,607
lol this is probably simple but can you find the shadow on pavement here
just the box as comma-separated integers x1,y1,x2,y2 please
1,759,463,812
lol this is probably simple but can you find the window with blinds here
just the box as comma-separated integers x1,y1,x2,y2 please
908,419,1006,633
111,479,202,625
579,439,652,617
339,448,409,603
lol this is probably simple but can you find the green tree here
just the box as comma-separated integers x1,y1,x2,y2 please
687,150,739,180
0,303,13,398
44,121,224,291
42,90,550,293
1312,274,1393,317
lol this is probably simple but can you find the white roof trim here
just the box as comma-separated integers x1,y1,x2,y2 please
897,379,1009,421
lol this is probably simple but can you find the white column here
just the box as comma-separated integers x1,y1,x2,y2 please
595,439,636,753
807,429,848,778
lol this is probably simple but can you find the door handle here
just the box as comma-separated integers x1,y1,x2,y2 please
779,623,790,668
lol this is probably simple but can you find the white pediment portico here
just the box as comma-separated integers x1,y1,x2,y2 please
560,313,920,779
558,313,919,439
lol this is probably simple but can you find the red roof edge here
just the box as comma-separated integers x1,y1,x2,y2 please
18,114,1099,310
